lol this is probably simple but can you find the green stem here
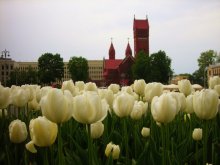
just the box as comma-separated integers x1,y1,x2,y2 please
58,124,63,165
43,147,49,165
134,123,138,159
203,120,208,165
123,118,129,165
15,144,18,165
161,124,166,165
196,141,199,165
87,124,94,165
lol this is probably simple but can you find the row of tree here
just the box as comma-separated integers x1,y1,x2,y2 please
132,50,172,84
7,53,89,86
7,49,218,87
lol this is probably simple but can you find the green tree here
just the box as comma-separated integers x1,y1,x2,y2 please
38,53,64,85
132,51,151,82
68,56,89,82
193,50,217,86
150,50,173,84
7,66,38,86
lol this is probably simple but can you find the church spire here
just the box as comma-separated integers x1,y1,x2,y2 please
109,38,115,60
125,38,132,57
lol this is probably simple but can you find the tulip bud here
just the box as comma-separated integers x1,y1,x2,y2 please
105,90,114,109
214,85,220,96
9,119,28,143
90,121,104,139
36,86,52,103
113,92,135,118
26,116,58,153
11,87,29,107
121,86,133,95
133,79,146,96
40,88,73,123
192,128,202,141
75,81,85,91
105,142,120,159
108,84,120,94
105,142,113,157
178,79,192,96
193,89,219,120
144,82,163,102
130,101,147,120
112,145,120,159
21,85,35,102
0,85,11,108
28,97,40,111
141,127,150,137
151,93,177,123
169,92,186,113
209,76,220,89
62,80,79,96
72,91,108,124
84,82,97,92
184,94,194,114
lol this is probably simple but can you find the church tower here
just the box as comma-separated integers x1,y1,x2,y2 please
133,16,149,57
109,41,115,60
125,41,132,57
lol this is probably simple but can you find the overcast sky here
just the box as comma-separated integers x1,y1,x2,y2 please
0,0,219,74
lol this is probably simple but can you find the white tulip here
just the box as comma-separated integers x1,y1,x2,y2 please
178,79,192,96
209,76,220,89
40,88,73,123
9,119,28,143
0,85,11,108
108,84,120,94
113,92,135,118
144,82,163,102
72,91,108,124
133,79,146,96
151,93,177,123
192,128,202,141
26,116,58,153
141,127,150,137
90,121,104,139
193,89,219,120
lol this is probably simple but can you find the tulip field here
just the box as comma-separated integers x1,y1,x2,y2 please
1,78,220,165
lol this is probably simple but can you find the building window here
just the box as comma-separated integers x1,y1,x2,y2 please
2,65,4,70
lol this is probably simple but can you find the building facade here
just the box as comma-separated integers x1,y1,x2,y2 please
207,63,220,80
0,57,15,86
0,58,103,86
103,16,149,86
1,16,149,87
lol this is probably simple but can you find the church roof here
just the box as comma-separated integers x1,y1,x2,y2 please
133,19,149,29
104,59,122,69
119,54,135,66
125,42,132,57
109,42,115,60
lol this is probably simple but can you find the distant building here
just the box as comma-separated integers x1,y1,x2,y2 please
1,16,149,87
207,63,220,79
103,16,149,86
0,57,15,86
0,57,104,86
170,75,189,84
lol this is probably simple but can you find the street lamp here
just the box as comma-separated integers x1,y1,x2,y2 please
1,49,10,59
204,67,208,88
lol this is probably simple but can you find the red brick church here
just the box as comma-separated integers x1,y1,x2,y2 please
103,16,149,86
